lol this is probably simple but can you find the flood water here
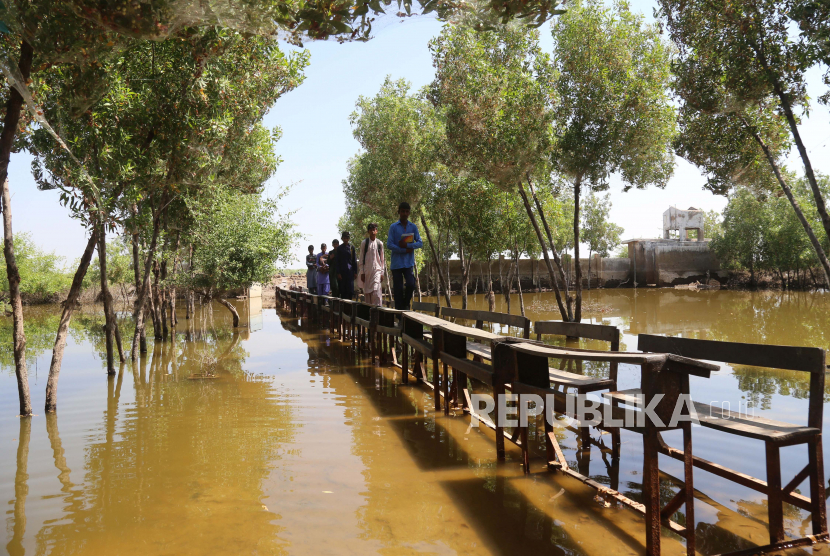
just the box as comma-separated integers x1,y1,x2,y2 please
2,288,830,555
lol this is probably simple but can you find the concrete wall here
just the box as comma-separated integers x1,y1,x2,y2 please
420,255,631,291
419,240,725,291
628,239,725,286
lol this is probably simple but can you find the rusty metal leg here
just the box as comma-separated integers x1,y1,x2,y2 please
443,362,449,415
494,381,505,461
683,424,695,556
766,442,785,544
521,422,530,474
433,354,440,412
643,427,661,556
543,399,555,465
612,427,621,460
809,435,828,535
402,342,409,384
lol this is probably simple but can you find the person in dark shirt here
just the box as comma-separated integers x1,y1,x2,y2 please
336,231,357,300
328,239,340,298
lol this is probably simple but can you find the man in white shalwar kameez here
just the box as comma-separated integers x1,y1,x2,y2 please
359,223,385,306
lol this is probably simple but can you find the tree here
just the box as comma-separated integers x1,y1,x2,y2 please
661,0,830,286
703,210,722,239
185,189,297,326
0,233,72,303
27,30,307,412
711,188,768,286
428,25,576,320
348,77,453,305
549,0,675,319
581,192,623,289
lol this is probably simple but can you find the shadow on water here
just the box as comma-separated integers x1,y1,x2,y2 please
279,297,818,555
280,314,662,556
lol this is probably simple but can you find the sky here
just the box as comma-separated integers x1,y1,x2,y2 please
6,0,830,267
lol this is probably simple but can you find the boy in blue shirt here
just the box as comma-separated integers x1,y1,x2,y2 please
386,202,423,310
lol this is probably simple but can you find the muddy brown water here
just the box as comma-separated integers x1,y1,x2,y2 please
2,289,830,555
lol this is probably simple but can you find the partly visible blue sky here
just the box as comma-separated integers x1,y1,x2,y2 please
8,0,830,266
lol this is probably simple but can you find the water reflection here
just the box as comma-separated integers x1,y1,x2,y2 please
1,305,298,556
7,417,30,556
4,291,830,556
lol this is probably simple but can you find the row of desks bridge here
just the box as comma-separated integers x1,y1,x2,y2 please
277,286,828,556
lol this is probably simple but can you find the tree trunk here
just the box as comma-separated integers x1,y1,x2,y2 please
159,259,169,340
434,260,441,307
459,236,469,310
587,250,592,291
1,178,31,416
763,66,830,245
414,260,422,302
445,236,452,304
748,124,830,284
130,221,147,352
420,215,452,307
151,261,163,340
498,254,504,294
526,175,573,318
131,211,162,361
217,297,240,327
517,180,571,321
514,246,525,317
572,176,583,323
97,226,116,374
45,228,100,412
0,41,34,417
505,258,516,314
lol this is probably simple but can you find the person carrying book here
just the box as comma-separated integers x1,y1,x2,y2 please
336,231,357,300
358,223,385,306
386,202,423,310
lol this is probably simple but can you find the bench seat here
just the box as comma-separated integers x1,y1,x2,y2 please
466,341,492,361
548,368,615,392
603,388,819,443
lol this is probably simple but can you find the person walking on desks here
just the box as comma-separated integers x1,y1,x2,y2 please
336,231,357,300
305,245,318,294
328,239,340,298
359,223,386,306
387,202,423,310
316,243,331,296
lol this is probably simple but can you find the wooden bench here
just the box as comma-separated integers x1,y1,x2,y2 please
434,321,523,432
316,295,334,331
495,340,717,556
339,299,355,342
400,311,448,412
303,293,318,323
604,334,828,552
411,301,439,317
439,307,531,361
288,290,299,317
534,321,622,460
353,302,373,352
329,297,344,339
374,306,405,366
